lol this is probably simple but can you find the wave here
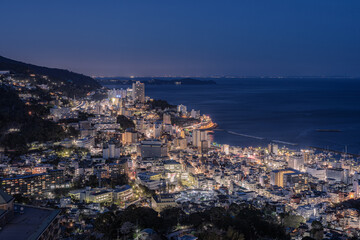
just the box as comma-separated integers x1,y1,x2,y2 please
272,140,298,146
226,130,298,146
227,131,265,140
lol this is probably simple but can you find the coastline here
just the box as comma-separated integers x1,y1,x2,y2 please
105,80,360,155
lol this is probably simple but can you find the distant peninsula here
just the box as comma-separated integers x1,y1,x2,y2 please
97,77,217,85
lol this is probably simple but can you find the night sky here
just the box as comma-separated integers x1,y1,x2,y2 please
1,0,360,77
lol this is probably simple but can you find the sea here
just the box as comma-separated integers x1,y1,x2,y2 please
106,78,360,155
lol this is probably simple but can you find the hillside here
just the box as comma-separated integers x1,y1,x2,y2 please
0,55,101,96
0,85,67,153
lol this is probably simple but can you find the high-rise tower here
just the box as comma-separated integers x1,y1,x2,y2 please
132,81,145,103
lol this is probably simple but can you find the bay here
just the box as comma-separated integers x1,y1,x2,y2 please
107,78,360,154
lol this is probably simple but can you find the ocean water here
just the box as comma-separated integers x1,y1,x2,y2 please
108,78,360,154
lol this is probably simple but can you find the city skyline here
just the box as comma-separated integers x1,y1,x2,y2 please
1,55,360,239
1,1,360,239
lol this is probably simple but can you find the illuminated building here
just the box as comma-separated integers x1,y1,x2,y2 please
199,140,209,154
270,169,297,187
190,109,200,119
352,172,360,198
70,188,113,203
108,88,125,99
163,160,182,172
173,138,187,149
163,160,182,184
151,194,178,212
288,153,304,171
103,141,121,159
268,143,278,155
122,130,138,144
32,164,53,174
113,185,133,202
192,129,208,147
75,136,95,149
163,113,171,125
326,168,345,182
270,168,308,192
152,122,162,139
132,81,145,103
177,104,187,114
223,144,230,155
180,130,186,138
136,172,164,190
0,170,64,196
86,190,113,203
106,160,128,177
79,128,96,138
139,140,167,158
306,167,326,181
283,172,308,192
50,106,78,121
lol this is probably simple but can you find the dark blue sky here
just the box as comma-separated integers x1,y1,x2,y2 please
1,1,360,77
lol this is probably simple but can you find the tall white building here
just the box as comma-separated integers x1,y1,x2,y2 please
306,167,326,181
153,122,162,139
288,153,304,171
190,109,200,119
353,172,360,198
223,144,230,155
177,104,187,114
132,81,145,103
268,143,278,155
192,130,208,147
163,113,171,125
103,142,121,159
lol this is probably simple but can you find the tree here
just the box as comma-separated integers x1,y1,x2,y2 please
138,184,155,197
120,221,134,235
160,207,184,231
53,188,70,198
283,215,305,228
86,174,98,188
116,115,135,130
68,126,79,137
188,212,203,228
310,221,323,240
197,231,223,240
93,212,118,239
148,99,175,110
94,212,116,231
121,206,161,230
227,226,245,240
110,174,128,188
13,194,32,204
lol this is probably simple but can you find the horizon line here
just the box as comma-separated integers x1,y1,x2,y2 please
94,75,360,79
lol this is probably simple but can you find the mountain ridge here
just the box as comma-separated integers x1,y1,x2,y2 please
0,55,101,96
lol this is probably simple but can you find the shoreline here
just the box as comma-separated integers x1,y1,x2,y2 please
107,84,360,156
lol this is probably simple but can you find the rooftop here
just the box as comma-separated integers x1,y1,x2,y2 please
0,189,13,204
0,204,60,240
114,185,132,193
163,159,180,165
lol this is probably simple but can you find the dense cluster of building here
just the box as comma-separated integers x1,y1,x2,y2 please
1,71,360,239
